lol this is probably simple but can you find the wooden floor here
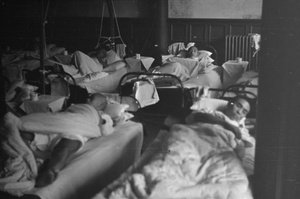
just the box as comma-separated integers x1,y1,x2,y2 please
131,112,167,153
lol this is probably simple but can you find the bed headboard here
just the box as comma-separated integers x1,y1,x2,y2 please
194,42,218,65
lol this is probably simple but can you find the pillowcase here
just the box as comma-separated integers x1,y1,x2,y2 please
198,50,212,58
190,98,228,112
105,50,122,65
103,103,134,124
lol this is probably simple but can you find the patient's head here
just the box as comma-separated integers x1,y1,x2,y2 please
176,50,188,58
187,46,199,59
87,93,107,111
95,48,107,61
223,96,250,122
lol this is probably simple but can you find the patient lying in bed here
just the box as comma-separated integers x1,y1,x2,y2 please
189,95,256,176
156,46,218,82
92,96,254,199
19,93,113,187
65,48,126,81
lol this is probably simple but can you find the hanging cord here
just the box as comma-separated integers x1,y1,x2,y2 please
95,0,106,49
95,0,131,54
110,0,133,55
111,0,125,45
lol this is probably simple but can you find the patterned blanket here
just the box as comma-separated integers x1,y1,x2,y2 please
93,122,253,199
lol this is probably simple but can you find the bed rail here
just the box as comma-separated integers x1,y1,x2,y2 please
118,72,190,115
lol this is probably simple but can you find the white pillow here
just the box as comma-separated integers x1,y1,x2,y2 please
105,50,122,65
198,50,212,58
104,103,129,119
103,103,134,124
190,98,228,112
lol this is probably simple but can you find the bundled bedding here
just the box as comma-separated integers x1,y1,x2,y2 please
92,112,253,199
0,103,144,199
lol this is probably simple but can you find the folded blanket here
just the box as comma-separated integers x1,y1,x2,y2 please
95,122,252,199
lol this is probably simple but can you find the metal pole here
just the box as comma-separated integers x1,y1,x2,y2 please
40,0,50,94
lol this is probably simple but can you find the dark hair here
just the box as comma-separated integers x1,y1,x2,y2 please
229,95,251,105
88,93,106,103
226,95,252,115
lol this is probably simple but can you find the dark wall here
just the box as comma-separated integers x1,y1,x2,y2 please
253,0,300,198
1,0,261,61
1,0,157,54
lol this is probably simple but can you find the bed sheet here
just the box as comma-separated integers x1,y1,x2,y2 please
72,60,143,94
29,121,143,199
74,66,128,93
92,122,252,199
155,56,223,94
183,68,223,98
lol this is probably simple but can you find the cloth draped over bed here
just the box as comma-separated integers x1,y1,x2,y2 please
0,104,101,196
19,104,101,139
156,57,222,92
93,122,253,199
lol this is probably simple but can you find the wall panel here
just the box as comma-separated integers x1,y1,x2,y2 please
190,24,206,42
170,23,188,42
229,24,248,35
209,24,227,41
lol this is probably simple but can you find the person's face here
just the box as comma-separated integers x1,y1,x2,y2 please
226,98,250,122
188,47,198,58
96,49,107,60
90,96,107,111
191,47,198,57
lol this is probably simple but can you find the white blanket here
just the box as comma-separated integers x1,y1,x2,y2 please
0,104,102,196
19,104,101,139
93,122,253,199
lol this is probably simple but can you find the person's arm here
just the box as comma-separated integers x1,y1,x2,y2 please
186,112,242,139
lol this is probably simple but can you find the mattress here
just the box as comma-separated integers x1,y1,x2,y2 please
30,121,143,199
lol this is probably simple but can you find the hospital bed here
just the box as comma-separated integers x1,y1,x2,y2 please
89,96,255,199
52,49,143,95
118,72,195,116
0,111,143,199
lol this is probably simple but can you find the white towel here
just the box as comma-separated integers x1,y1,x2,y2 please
133,79,159,108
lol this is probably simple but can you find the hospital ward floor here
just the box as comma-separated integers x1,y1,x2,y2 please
131,113,167,153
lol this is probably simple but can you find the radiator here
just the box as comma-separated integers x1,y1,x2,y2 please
225,35,260,71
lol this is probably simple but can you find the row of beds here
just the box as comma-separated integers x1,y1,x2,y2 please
1,43,258,199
